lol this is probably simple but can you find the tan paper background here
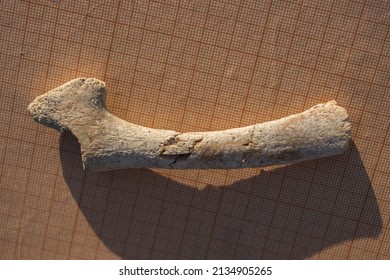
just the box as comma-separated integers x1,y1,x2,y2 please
0,0,389,259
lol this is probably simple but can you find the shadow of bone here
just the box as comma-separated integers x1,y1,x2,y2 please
59,132,382,259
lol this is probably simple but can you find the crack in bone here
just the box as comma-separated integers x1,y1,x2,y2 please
239,125,255,167
159,133,203,156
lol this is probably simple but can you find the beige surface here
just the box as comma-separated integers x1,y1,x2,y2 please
0,0,389,259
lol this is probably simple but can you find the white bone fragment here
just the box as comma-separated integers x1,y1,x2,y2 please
27,78,351,172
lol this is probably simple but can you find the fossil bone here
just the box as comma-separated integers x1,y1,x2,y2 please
27,78,351,172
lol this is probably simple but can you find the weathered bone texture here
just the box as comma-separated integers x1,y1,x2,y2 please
27,78,351,172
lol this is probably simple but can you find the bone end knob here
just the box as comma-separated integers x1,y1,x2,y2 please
28,78,351,172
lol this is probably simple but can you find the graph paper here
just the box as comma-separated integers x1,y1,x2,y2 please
0,0,389,259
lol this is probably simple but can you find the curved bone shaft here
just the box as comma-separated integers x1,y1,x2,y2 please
27,78,351,172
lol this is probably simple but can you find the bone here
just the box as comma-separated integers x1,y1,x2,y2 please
27,78,351,172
